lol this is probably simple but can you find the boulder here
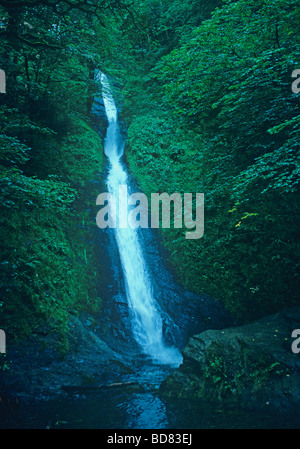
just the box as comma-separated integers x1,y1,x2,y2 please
159,307,300,411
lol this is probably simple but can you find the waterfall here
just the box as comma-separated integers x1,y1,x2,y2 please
98,71,182,366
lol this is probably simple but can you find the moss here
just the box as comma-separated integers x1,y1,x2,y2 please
201,342,289,401
126,110,299,323
60,117,103,187
1,117,105,346
81,373,98,386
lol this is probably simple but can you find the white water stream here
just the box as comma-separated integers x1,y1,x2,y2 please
99,72,182,366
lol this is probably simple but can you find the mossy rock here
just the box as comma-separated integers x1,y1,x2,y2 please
159,307,300,411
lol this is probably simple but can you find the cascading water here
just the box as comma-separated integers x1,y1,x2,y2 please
98,71,182,367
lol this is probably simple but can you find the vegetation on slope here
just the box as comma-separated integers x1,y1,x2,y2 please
123,0,300,321
0,0,108,343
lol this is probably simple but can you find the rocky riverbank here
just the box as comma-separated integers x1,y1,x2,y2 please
0,314,136,403
159,307,300,411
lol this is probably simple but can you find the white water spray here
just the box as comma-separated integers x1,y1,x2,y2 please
98,71,182,366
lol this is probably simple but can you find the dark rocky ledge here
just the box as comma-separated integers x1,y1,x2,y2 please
159,306,300,411
0,315,136,402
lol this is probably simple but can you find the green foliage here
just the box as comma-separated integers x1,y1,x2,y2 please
0,111,103,341
125,0,300,321
202,343,289,400
0,0,109,342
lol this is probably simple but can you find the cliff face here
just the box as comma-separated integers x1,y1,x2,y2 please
159,307,300,411
91,93,109,140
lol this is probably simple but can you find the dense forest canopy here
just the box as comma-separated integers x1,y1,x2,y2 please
0,0,299,346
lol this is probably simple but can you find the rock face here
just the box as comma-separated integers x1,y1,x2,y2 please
0,315,135,401
90,93,108,139
159,307,300,411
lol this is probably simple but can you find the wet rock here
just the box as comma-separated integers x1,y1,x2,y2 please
159,307,300,411
0,315,135,402
90,94,108,139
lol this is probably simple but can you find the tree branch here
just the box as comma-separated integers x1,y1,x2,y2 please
0,0,106,26
0,29,65,49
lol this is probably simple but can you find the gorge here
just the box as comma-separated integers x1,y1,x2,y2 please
1,0,299,430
